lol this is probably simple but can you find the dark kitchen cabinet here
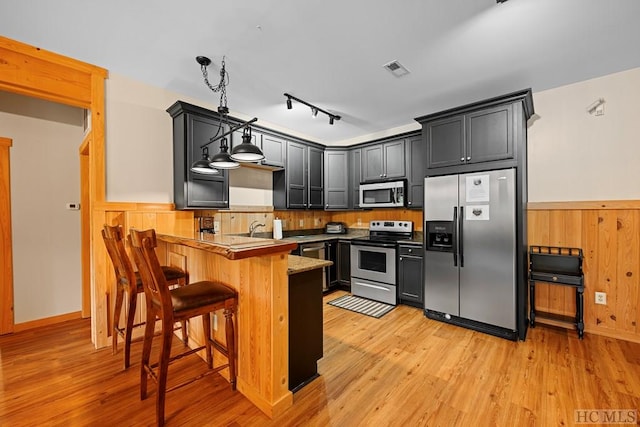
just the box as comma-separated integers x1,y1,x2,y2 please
361,139,405,182
405,133,424,209
350,148,362,209
326,240,338,288
324,149,349,210
424,104,513,170
167,101,229,209
416,91,534,177
260,133,286,168
337,240,351,289
308,146,324,209
398,244,423,307
273,140,324,209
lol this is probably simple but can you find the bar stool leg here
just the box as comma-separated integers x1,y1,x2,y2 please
224,306,236,390
140,308,156,400
112,286,125,356
156,317,174,427
123,290,138,369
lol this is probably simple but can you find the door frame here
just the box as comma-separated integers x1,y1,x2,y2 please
0,36,107,337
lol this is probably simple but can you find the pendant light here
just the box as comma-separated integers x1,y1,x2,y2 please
190,55,264,173
230,127,265,163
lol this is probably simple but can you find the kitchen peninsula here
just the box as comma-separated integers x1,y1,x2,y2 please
154,233,301,417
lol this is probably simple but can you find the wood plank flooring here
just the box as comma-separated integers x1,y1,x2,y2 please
1,290,639,426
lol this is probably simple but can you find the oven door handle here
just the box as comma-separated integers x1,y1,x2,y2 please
353,281,392,292
351,241,397,248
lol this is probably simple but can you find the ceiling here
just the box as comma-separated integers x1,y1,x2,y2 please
1,0,639,145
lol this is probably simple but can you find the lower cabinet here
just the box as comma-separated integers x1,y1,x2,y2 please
398,244,424,307
337,240,351,289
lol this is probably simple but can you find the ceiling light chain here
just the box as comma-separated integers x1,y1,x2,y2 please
198,55,229,115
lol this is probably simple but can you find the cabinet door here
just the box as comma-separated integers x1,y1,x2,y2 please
326,240,338,287
187,114,228,208
307,146,324,209
465,104,513,164
361,144,384,182
337,241,351,287
405,135,424,208
382,139,406,179
261,133,286,168
286,141,307,208
426,115,465,169
398,250,424,306
324,150,349,209
350,149,362,209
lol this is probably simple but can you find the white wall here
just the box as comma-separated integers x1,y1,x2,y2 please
105,68,640,204
0,92,84,323
528,67,640,202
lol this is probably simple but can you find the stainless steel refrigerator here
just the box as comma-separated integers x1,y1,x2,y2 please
424,168,518,339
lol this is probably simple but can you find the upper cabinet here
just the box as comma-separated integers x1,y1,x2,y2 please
324,149,350,210
273,140,324,209
350,148,362,209
416,89,534,176
405,134,425,208
361,139,406,182
167,101,229,210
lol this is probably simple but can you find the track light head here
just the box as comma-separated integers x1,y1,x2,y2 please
286,98,292,110
329,116,334,125
311,108,318,118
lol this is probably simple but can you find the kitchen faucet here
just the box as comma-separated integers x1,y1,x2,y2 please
249,220,265,237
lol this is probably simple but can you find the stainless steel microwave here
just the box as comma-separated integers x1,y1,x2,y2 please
359,180,405,208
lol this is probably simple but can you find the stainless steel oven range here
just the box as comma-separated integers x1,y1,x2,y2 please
350,220,413,305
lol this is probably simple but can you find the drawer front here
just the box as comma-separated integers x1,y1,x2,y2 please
351,278,397,305
399,245,422,257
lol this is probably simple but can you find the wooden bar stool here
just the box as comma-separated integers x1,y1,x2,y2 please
129,228,237,427
102,224,188,369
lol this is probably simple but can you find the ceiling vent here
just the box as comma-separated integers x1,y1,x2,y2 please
383,60,410,77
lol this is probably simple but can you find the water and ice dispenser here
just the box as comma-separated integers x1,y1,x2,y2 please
425,221,454,252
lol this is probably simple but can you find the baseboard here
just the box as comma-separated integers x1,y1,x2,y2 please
14,311,83,332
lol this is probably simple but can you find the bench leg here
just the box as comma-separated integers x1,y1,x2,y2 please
529,281,536,327
576,286,584,339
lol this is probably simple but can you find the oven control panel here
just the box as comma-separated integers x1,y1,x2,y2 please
369,220,413,233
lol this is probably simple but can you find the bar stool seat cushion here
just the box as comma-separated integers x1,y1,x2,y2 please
170,281,236,312
130,266,187,292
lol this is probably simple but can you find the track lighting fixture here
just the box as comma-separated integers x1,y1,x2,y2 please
284,93,341,125
190,55,264,174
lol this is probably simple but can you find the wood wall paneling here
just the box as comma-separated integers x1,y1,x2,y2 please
528,204,640,343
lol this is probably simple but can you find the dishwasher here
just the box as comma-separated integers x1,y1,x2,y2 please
295,242,328,291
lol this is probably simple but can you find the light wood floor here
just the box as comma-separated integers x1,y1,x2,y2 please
1,290,639,426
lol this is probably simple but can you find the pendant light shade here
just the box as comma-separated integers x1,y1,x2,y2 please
190,147,219,174
209,138,240,169
230,127,265,162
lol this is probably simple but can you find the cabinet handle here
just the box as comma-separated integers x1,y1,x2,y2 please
408,201,412,205
466,156,471,161
326,204,329,208
380,174,383,177
408,249,413,253
460,157,465,162
399,257,403,261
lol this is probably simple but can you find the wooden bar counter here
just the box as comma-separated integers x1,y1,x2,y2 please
155,233,298,418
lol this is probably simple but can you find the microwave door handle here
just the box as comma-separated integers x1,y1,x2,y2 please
452,207,458,267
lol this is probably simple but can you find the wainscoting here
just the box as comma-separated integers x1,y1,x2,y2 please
528,201,640,343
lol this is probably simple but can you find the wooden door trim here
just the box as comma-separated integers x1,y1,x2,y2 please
0,36,108,345
0,137,14,334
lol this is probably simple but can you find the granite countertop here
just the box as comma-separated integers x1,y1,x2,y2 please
157,233,297,260
281,230,367,244
287,255,333,275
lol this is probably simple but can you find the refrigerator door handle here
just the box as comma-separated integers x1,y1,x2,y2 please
452,206,458,267
459,206,464,267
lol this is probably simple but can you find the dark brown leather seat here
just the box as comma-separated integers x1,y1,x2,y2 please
102,224,188,369
129,228,236,427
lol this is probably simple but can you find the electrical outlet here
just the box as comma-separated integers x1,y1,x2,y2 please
595,291,607,305
299,219,304,227
213,313,218,331
357,218,362,226
213,221,220,233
